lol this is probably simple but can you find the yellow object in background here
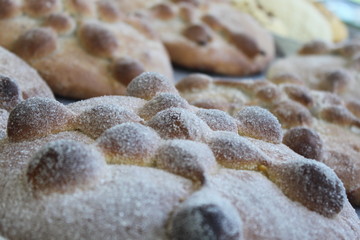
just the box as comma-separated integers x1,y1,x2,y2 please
233,0,348,43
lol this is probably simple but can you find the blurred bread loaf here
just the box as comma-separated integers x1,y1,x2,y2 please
233,0,348,43
0,0,173,99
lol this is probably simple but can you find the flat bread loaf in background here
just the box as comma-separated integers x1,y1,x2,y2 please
233,0,348,43
0,0,173,99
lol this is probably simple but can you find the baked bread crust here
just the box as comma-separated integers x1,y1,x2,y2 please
0,0,173,99
177,73,360,206
0,72,359,239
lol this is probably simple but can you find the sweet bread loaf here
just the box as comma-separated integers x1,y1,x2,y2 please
0,72,359,239
233,0,348,43
177,73,360,206
132,1,275,76
0,0,173,99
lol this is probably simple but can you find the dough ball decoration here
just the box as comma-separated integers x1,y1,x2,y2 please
42,13,75,34
175,73,212,92
196,109,238,132
168,189,243,240
77,22,118,58
97,122,161,165
127,72,178,100
319,105,360,127
13,27,58,60
147,107,212,142
7,97,74,142
111,57,145,86
27,139,107,195
155,139,217,184
283,127,324,161
0,75,23,111
138,92,191,120
208,131,270,170
0,0,21,19
266,158,346,217
75,104,144,139
282,84,314,107
235,106,283,144
271,100,313,128
298,40,331,55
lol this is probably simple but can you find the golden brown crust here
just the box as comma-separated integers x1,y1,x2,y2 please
78,22,118,58
111,57,145,86
24,0,60,17
43,13,75,34
0,0,20,19
13,27,57,60
0,0,173,99
149,2,274,76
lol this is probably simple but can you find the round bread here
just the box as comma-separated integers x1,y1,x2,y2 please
0,0,173,99
0,72,359,239
177,72,360,206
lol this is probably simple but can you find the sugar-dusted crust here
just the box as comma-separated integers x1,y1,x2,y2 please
0,46,53,100
267,39,360,102
0,0,173,99
177,73,360,206
0,72,359,239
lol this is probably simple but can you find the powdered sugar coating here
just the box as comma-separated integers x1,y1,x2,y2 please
168,188,243,240
75,104,144,139
267,158,346,217
139,93,191,120
196,108,238,132
127,72,178,100
147,108,212,142
1,165,193,240
97,122,161,165
235,106,283,144
27,139,107,194
208,131,270,170
210,169,359,239
155,140,217,183
67,96,147,115
7,97,74,142
0,109,8,139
